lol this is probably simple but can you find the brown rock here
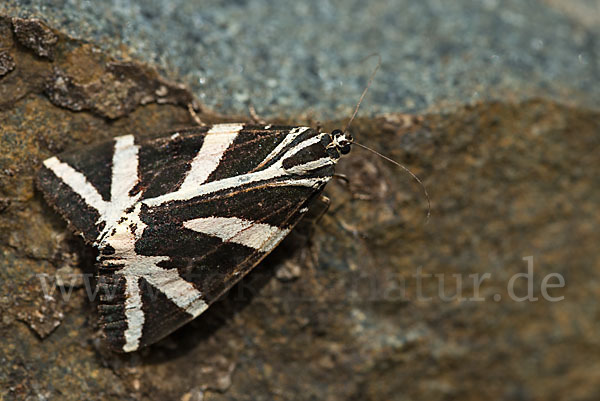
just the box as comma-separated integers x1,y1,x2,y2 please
11,17,58,59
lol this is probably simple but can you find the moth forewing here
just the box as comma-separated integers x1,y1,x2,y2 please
37,123,351,351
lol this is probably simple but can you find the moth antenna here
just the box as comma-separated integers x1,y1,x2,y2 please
353,141,431,222
343,53,381,134
339,54,430,221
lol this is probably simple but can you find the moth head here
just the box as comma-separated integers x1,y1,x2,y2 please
329,129,353,155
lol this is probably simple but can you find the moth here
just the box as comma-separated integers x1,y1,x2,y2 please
37,122,354,352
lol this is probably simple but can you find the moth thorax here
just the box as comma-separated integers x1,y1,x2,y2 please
330,129,353,155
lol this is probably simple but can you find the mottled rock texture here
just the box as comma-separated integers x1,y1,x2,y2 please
0,0,598,119
0,6,599,401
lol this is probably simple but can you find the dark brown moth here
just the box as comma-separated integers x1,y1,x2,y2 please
36,56,429,352
37,123,353,351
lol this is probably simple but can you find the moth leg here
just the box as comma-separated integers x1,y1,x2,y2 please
306,195,330,225
248,103,266,125
303,195,330,268
333,174,372,201
283,195,330,245
187,103,205,126
332,173,350,186
275,195,331,280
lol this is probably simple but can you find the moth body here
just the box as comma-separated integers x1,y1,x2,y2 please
38,124,352,351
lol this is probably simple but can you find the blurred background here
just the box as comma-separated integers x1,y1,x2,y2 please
2,0,598,119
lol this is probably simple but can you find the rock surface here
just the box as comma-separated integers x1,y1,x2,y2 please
0,3,599,401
